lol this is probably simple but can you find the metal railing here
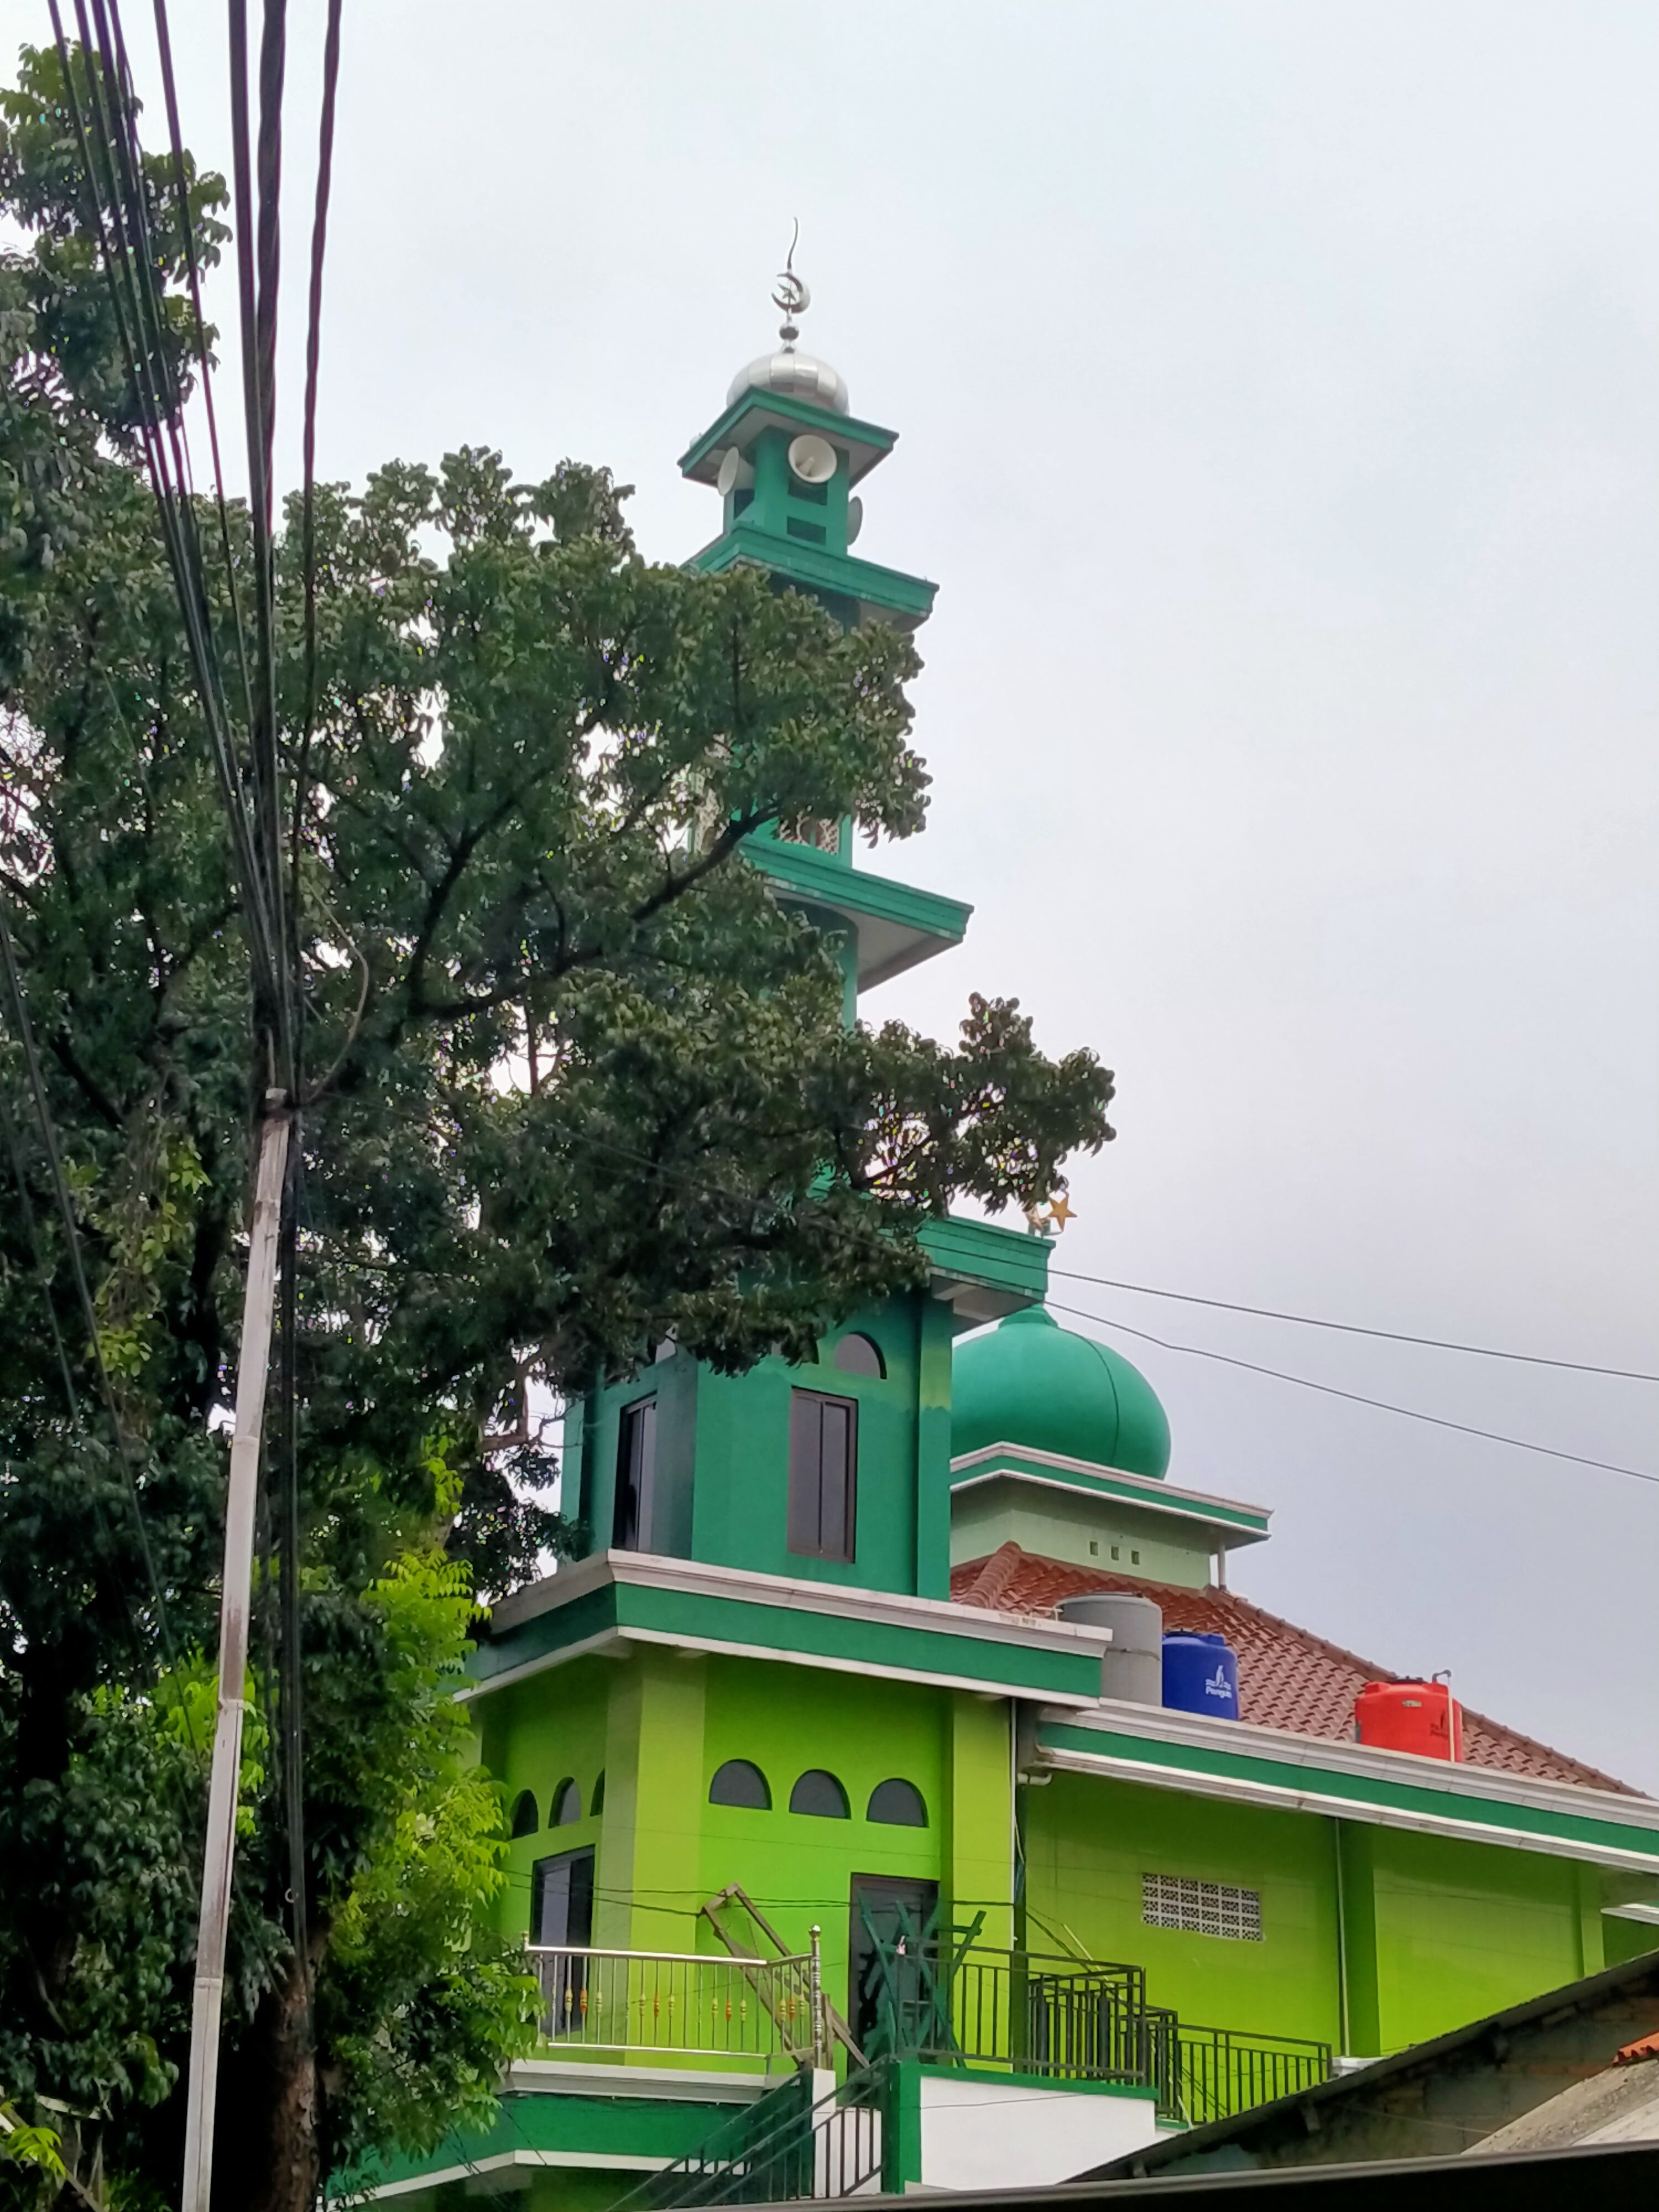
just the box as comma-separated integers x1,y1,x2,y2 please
617,2059,891,2210
527,1940,825,2064
1146,2012,1333,2125
870,1942,1150,2085
869,1940,1331,2117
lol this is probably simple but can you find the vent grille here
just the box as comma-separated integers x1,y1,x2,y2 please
1142,1873,1263,1942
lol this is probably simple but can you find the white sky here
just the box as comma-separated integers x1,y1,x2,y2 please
8,0,1656,1788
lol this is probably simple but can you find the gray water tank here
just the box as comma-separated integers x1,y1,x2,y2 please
1057,1590,1164,1705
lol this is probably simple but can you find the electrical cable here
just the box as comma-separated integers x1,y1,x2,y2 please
291,0,342,954
226,0,294,1079
275,0,343,2041
1044,1297,1659,1488
1048,1265,1659,1384
46,7,285,1024
515,1125,1659,1491
150,0,255,738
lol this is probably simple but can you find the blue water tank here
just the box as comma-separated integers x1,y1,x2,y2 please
1162,1632,1240,1721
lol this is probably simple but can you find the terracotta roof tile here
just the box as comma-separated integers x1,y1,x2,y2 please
952,1542,1636,1797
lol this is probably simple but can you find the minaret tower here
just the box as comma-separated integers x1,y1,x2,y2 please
556,254,1050,1598
679,236,937,631
678,243,963,1014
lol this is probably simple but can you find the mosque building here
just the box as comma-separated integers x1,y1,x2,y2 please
365,277,1659,2209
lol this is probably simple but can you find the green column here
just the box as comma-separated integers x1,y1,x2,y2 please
914,1299,957,1600
597,1646,708,1958
1334,1820,1380,2057
946,1693,1014,1949
1576,1863,1607,1978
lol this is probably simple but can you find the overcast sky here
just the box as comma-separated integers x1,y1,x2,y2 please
11,1,1656,1788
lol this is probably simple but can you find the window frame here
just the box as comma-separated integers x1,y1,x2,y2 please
787,1388,859,1562
613,1394,658,1552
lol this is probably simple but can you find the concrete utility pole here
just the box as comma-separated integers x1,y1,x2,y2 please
180,1097,293,2212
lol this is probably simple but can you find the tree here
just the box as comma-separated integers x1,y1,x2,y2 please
0,43,1116,2212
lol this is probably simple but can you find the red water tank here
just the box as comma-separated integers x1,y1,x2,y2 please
1354,1680,1462,1761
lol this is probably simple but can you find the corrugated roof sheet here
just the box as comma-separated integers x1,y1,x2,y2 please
951,1542,1635,1796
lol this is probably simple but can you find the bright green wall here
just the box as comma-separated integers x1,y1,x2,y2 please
1021,1774,1342,2047
477,1645,1010,2037
693,1656,954,2020
482,1657,612,1944
1604,1920,1659,1969
477,1646,1618,2077
1352,1824,1589,2053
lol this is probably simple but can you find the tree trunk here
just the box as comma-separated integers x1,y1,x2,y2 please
211,1933,325,2212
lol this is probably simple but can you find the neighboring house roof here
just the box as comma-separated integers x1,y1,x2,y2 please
1467,2057,1659,2154
951,1541,1635,1796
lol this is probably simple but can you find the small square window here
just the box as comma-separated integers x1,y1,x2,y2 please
1088,1540,1099,1556
1131,1550,1141,1565
1110,1545,1120,1561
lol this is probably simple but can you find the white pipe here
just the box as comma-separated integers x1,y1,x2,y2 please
181,1101,292,2212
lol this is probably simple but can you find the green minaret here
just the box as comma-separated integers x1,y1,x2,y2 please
679,249,937,632
679,250,965,1014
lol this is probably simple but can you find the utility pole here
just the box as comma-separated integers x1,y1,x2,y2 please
180,1095,293,2212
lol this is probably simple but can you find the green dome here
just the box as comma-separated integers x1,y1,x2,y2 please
951,1306,1172,1479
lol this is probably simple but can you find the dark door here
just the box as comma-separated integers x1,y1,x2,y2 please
849,1874,939,2054
531,1845,595,1947
531,1846,596,2037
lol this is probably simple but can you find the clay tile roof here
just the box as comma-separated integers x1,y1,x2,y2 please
952,1542,1636,1797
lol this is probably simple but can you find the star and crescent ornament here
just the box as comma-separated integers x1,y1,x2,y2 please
1023,1194,1076,1237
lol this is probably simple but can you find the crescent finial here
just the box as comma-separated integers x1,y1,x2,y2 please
771,219,810,347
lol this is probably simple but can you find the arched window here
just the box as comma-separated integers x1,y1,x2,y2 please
509,1790,539,1839
590,1770,606,1817
789,1769,851,1819
708,1759,771,1810
551,1777,582,1826
833,1333,885,1379
867,1778,927,1828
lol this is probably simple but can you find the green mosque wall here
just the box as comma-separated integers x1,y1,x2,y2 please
484,1657,613,1945
574,1291,954,1600
1021,1772,1343,2049
1338,1823,1593,2054
1021,1771,1618,2060
474,1647,1010,2032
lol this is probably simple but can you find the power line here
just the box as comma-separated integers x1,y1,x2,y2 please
1044,1298,1659,1489
1048,1265,1658,1383
529,1126,1659,1491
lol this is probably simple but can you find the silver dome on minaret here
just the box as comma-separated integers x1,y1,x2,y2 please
727,234,850,415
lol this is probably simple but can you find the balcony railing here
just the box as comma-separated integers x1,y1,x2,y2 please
526,1943,826,2065
868,1942,1331,2121
1151,2016,1333,2126
883,1946,1151,2085
526,1935,1333,2134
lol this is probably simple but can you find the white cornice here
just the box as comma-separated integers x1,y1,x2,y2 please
950,1441,1271,1528
488,1548,1114,1660
1036,1696,1659,1841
